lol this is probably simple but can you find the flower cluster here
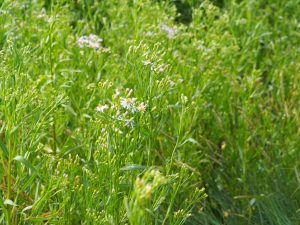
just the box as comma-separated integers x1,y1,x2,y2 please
77,34,103,50
120,97,146,114
95,104,109,113
142,60,167,73
144,31,154,37
160,24,177,39
133,170,166,200
95,88,147,128
35,10,58,23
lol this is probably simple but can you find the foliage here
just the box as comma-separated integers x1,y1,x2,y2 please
0,0,299,224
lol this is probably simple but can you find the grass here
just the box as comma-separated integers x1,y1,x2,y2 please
0,0,300,224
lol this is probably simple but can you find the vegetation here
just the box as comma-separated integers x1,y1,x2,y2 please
0,0,299,224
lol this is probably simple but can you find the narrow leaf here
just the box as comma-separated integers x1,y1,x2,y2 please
4,199,17,207
0,139,9,158
120,164,146,171
60,145,81,157
179,137,201,147
22,205,33,213
14,155,36,172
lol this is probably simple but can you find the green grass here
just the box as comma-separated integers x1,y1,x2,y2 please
0,0,300,224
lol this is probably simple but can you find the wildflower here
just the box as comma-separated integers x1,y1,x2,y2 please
158,67,165,73
144,31,154,37
89,41,100,50
77,36,88,48
160,24,177,39
115,89,120,97
88,34,103,43
87,34,102,50
95,104,109,112
142,60,152,66
77,34,103,50
137,102,146,113
37,13,47,19
169,80,176,87
142,60,155,71
120,98,135,109
48,16,54,23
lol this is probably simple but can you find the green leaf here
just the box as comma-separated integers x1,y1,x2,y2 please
63,104,77,116
14,155,36,172
179,137,200,147
0,194,9,220
249,198,256,206
22,205,33,213
4,199,17,207
0,139,9,158
60,145,82,157
120,164,146,171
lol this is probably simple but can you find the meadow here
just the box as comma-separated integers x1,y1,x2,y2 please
0,0,300,224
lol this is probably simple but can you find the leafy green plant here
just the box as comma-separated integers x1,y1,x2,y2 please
0,0,299,224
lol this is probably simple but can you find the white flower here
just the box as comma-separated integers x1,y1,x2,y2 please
169,80,176,87
88,41,100,50
88,34,103,43
145,31,154,37
178,78,184,83
37,13,47,19
158,67,165,73
160,24,177,39
137,102,146,113
48,16,53,23
142,60,152,66
115,89,120,97
120,98,135,109
77,36,88,48
95,104,109,112
142,60,155,71
77,34,103,50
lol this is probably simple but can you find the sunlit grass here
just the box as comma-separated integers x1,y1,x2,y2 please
0,0,300,224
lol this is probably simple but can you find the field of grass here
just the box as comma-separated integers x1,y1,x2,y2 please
0,0,300,224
